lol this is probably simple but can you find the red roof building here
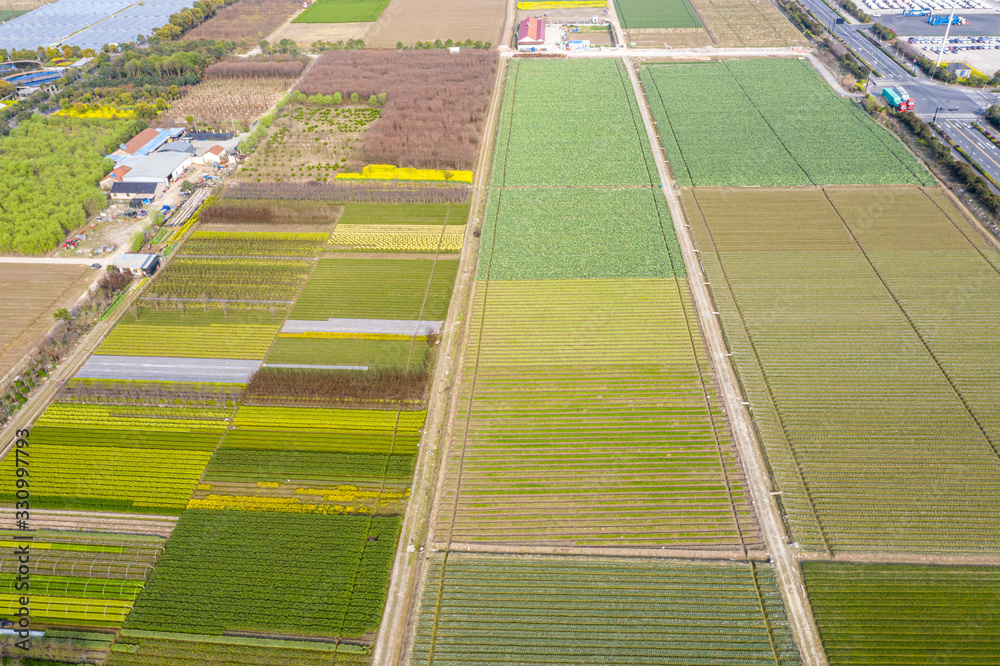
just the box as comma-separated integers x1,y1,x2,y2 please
100,164,132,190
517,18,545,47
122,128,159,155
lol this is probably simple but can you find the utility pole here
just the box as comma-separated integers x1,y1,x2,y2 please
935,0,958,69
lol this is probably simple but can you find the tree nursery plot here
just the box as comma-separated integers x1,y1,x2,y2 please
614,0,701,28
161,77,294,130
123,510,400,636
412,554,801,665
106,636,349,666
293,0,391,22
436,279,760,548
0,263,93,379
238,102,381,183
336,202,469,225
684,186,1000,554
688,0,805,46
802,563,1000,664
641,59,933,186
199,198,342,229
266,335,430,369
296,50,496,170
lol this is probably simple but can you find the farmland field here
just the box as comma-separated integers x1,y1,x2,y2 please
200,198,342,231
614,0,702,28
124,510,400,636
436,279,759,547
291,258,458,320
266,336,430,369
412,554,801,665
160,78,294,130
0,263,94,380
802,563,1000,664
336,203,469,225
641,59,933,187
491,59,657,187
685,186,1000,554
292,0,391,22
362,0,504,47
688,0,805,45
478,187,680,280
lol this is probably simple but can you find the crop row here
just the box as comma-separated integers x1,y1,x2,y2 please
106,636,345,666
144,258,313,302
641,59,934,187
202,449,414,484
266,335,430,370
0,445,213,511
685,186,1000,554
337,202,470,225
328,225,464,253
179,232,327,258
36,402,232,433
412,554,800,665
124,510,400,637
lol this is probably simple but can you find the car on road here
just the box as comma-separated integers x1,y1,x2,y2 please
90,263,102,269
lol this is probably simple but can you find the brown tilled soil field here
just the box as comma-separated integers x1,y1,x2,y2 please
271,21,370,46
689,0,805,46
0,264,94,380
626,27,713,47
364,0,505,47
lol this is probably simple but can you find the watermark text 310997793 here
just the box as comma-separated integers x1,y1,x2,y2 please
11,428,31,651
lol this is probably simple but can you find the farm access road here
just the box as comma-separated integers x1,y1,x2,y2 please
620,56,828,666
370,0,518,662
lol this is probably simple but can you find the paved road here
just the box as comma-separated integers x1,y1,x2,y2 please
802,0,1000,182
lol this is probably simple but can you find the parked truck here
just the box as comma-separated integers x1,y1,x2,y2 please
895,86,915,110
928,14,966,25
882,87,908,111
903,8,930,16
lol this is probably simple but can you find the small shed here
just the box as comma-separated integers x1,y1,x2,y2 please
517,18,545,49
159,141,196,156
113,253,160,276
203,144,229,165
109,181,164,201
946,62,973,79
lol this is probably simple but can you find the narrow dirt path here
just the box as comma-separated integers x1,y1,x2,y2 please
622,54,827,666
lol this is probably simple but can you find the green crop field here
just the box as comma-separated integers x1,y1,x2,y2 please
291,258,458,321
124,510,400,636
436,279,759,548
477,186,681,280
641,59,934,187
412,554,801,665
686,186,1000,554
97,309,285,359
802,563,1000,664
143,257,314,303
490,59,658,186
222,405,424,455
292,0,391,23
615,0,702,28
203,449,414,485
337,203,470,225
106,635,360,666
266,336,429,370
